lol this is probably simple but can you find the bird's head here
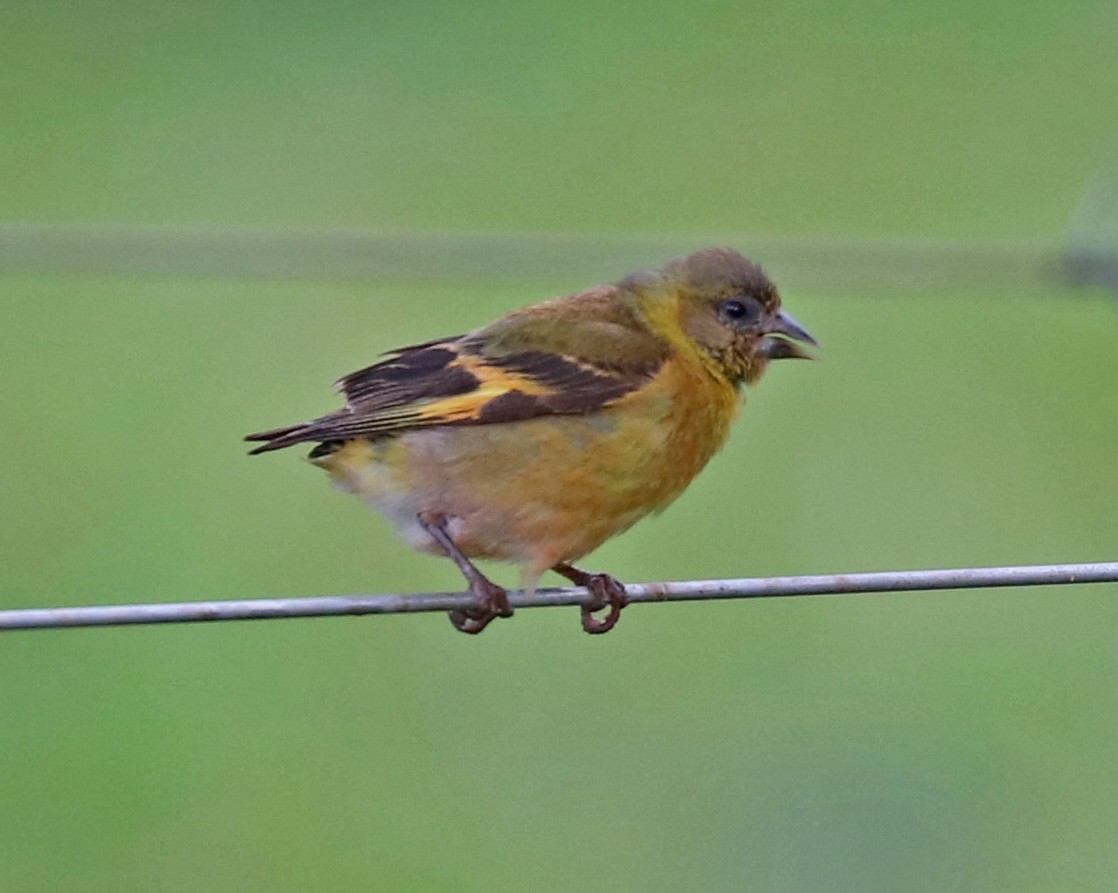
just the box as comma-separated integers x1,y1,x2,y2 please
622,248,816,384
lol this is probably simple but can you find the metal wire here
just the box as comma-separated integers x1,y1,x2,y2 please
0,223,1099,292
1,561,1114,632
3,173,1116,292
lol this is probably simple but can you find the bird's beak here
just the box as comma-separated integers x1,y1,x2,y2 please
757,310,817,360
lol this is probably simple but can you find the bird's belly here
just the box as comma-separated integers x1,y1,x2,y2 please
316,439,437,553
317,386,736,573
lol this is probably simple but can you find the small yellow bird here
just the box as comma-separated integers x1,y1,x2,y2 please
246,248,815,634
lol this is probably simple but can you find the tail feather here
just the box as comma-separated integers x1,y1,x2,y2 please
244,422,318,455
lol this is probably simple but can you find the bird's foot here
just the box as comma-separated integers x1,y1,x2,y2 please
448,578,513,635
579,574,628,634
553,563,630,634
418,512,513,635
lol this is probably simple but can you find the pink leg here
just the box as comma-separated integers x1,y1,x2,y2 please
552,563,629,634
419,514,513,634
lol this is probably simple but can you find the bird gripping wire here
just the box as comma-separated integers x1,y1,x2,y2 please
1,561,1115,631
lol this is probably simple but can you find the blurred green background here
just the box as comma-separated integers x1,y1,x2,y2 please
2,2,1117,890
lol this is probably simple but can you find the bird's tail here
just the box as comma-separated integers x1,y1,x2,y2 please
244,422,318,455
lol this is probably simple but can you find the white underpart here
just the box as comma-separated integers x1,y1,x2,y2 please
328,459,437,554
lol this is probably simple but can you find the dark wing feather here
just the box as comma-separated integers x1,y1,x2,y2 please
244,338,473,453
245,286,668,454
336,343,478,410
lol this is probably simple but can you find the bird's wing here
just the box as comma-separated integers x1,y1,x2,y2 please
246,286,668,453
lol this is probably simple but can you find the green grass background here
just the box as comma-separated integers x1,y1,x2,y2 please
2,2,1117,890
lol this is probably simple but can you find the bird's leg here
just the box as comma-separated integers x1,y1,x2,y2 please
418,514,512,634
552,563,629,634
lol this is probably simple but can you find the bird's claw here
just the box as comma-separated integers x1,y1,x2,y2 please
579,573,629,635
448,579,513,635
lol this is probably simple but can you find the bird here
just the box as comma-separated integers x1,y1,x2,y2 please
246,248,815,634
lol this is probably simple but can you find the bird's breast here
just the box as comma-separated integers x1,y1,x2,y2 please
615,355,742,510
312,356,742,569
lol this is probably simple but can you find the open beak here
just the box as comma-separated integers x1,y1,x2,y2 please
757,309,817,360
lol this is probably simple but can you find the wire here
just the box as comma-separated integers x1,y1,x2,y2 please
1,561,1114,632
3,177,1115,289
0,222,1083,292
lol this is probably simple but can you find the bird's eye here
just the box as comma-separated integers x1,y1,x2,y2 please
720,297,760,326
